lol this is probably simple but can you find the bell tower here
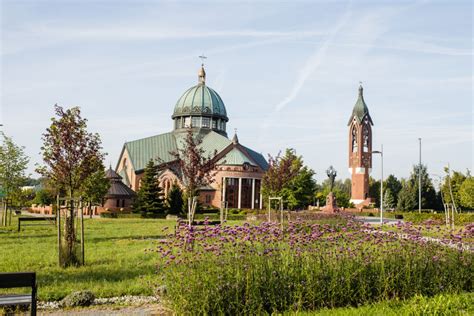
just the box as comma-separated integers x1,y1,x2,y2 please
348,85,374,206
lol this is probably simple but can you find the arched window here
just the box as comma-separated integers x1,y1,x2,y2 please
351,126,358,153
363,126,370,152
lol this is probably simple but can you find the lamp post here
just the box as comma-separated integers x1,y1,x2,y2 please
372,145,383,225
418,138,422,213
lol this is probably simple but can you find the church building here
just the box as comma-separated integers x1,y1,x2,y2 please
115,65,268,209
348,85,374,207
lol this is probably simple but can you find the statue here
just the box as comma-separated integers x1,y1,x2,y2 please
322,166,340,213
326,165,337,191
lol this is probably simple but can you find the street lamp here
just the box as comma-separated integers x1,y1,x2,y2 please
418,138,422,213
372,145,383,225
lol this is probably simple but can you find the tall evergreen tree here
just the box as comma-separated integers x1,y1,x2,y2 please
166,182,184,216
397,164,437,211
134,160,165,217
384,175,402,206
383,188,395,210
397,183,417,211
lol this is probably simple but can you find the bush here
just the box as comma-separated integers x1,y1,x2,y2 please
158,219,473,314
100,212,118,218
60,291,95,307
403,212,474,225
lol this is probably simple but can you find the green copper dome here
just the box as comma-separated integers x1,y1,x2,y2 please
348,85,373,125
172,84,228,120
172,65,229,137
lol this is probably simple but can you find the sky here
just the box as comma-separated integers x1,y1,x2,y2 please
1,0,472,183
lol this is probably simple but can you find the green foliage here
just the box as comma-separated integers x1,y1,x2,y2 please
33,189,54,206
263,148,316,210
134,160,165,217
81,166,110,206
160,221,473,314
396,164,438,211
0,132,29,199
369,177,381,207
384,174,402,206
315,185,352,208
397,182,417,211
402,212,474,225
441,169,467,209
459,177,474,209
383,188,396,210
166,183,184,215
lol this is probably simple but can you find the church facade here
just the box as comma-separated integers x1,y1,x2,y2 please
348,85,374,207
115,65,268,210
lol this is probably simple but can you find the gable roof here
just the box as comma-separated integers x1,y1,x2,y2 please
218,147,255,166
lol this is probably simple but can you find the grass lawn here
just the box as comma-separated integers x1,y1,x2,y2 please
0,216,177,301
288,292,474,315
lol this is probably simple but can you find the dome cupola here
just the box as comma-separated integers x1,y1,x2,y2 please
172,65,229,137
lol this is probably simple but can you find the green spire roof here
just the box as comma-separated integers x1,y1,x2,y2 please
348,85,373,125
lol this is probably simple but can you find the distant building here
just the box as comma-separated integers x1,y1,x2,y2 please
116,65,268,209
102,167,136,212
348,85,374,207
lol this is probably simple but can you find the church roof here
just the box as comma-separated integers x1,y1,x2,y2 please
172,65,228,121
172,84,228,121
105,167,136,198
121,130,268,172
218,147,255,165
348,85,373,125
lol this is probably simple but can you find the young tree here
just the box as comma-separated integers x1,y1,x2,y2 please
134,160,165,217
441,169,467,211
82,166,110,217
170,129,218,225
166,182,184,216
37,105,105,267
262,148,316,210
0,133,29,197
459,177,474,209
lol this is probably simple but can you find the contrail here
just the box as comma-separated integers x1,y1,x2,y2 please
258,1,353,143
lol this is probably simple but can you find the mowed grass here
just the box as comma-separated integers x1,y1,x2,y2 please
0,216,176,301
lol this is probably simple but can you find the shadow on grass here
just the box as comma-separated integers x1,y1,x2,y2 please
87,234,168,242
38,263,157,286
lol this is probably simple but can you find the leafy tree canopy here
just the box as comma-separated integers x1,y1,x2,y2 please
0,132,30,198
262,148,316,210
459,177,474,209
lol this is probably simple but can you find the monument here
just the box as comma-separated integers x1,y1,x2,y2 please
321,166,340,213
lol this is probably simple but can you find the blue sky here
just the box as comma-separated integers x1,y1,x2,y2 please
1,0,472,183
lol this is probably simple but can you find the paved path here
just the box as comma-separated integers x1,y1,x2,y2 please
40,304,170,315
355,216,403,225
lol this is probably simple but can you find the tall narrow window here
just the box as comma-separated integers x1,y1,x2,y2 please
351,127,358,153
363,126,370,152
192,117,200,127
212,119,217,129
202,117,210,128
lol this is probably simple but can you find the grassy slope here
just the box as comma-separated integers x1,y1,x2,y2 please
0,217,175,301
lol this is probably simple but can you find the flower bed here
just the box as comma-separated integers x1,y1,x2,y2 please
156,217,473,314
